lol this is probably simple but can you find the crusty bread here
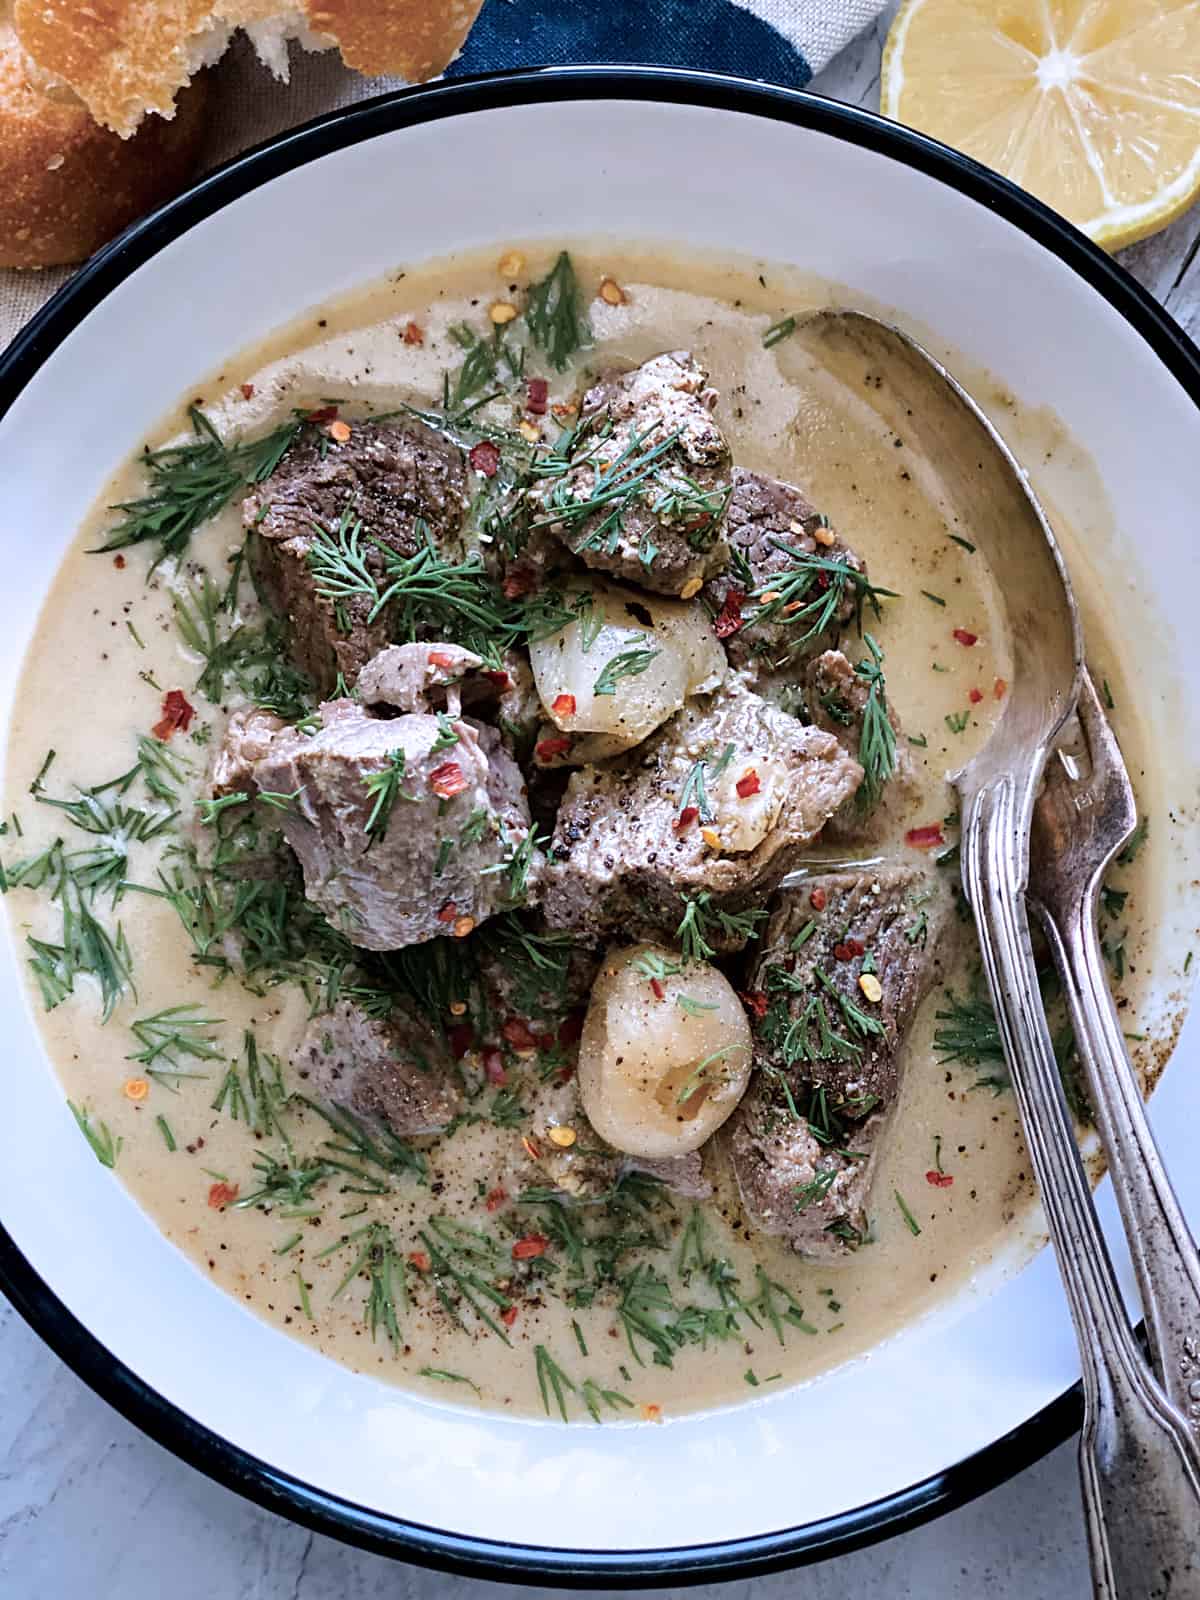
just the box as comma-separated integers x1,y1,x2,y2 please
0,22,209,270
12,0,487,137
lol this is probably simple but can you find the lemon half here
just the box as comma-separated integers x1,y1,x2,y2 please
881,0,1200,250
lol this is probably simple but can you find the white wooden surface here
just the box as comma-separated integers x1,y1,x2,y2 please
3,24,1200,1599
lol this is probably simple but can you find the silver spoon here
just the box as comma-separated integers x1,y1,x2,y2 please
1032,671,1200,1443
794,310,1200,1597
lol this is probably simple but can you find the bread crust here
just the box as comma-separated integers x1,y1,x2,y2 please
12,0,486,136
0,29,209,269
1,0,485,270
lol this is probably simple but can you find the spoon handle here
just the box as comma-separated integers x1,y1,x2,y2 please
962,774,1200,1598
1036,882,1200,1449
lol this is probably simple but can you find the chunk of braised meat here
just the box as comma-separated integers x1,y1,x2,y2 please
208,707,286,797
541,677,862,947
804,648,919,845
702,468,866,673
358,641,541,761
726,866,956,1258
242,418,469,695
219,693,538,951
297,998,462,1136
533,352,733,597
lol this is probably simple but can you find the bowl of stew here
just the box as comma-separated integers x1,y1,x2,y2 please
0,66,1197,1584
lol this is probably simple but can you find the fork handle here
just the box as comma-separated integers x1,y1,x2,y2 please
963,775,1200,1598
1035,879,1200,1448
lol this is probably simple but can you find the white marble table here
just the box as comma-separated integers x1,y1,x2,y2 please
3,22,1200,1600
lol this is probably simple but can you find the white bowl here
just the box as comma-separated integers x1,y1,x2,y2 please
1,67,1198,1584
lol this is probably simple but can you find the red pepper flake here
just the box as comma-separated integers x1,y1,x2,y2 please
502,1017,537,1051
304,405,339,424
500,1305,519,1327
207,1181,239,1209
428,649,457,669
816,572,832,591
833,943,851,962
240,382,255,400
152,689,195,741
436,902,458,924
926,1170,954,1188
486,1186,508,1212
994,677,1008,700
740,989,769,1021
649,977,666,1002
673,805,699,833
526,377,549,415
502,570,535,600
714,587,745,638
535,735,572,763
447,1022,475,1059
484,669,511,689
403,320,424,345
906,824,946,849
735,768,761,799
429,761,468,798
552,693,576,718
512,1234,549,1261
558,1009,585,1046
953,628,979,647
809,887,827,911
521,1134,542,1161
407,1251,431,1272
483,1049,508,1085
968,687,984,704
844,937,866,957
113,554,126,569
469,440,501,477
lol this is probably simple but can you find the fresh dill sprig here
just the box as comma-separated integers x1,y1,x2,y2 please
854,633,896,812
69,1101,122,1168
593,647,660,696
793,1166,840,1211
324,1222,408,1349
127,1005,223,1083
97,407,304,562
174,568,315,718
523,252,590,370
748,544,897,648
419,1366,482,1397
362,750,412,840
534,1345,578,1421
676,891,766,960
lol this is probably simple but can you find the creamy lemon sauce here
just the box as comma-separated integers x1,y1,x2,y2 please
2,245,1168,1420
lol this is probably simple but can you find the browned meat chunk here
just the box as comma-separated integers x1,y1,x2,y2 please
804,648,919,844
703,468,868,673
541,677,862,946
220,693,538,951
358,640,540,756
208,707,285,796
297,998,462,1136
242,418,469,695
726,866,956,1258
533,352,732,596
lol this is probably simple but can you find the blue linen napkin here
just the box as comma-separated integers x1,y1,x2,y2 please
448,0,888,87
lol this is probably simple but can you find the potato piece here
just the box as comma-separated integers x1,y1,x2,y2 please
578,943,753,1158
530,578,725,755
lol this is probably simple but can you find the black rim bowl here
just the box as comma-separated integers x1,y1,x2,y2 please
2,64,1199,1587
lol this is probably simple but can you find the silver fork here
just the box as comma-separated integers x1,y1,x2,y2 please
1031,672,1200,1448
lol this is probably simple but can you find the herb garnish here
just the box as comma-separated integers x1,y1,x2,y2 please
523,252,590,370
98,407,304,562
854,634,896,812
593,647,660,696
69,1101,122,1168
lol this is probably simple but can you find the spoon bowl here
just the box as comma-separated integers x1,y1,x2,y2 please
794,309,1200,1596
